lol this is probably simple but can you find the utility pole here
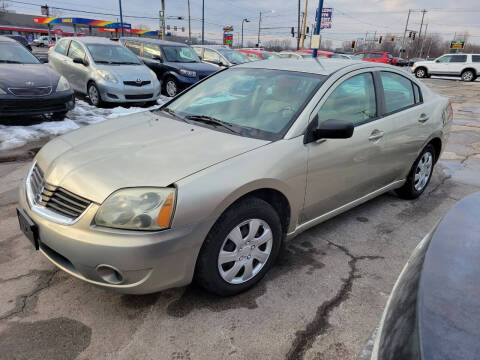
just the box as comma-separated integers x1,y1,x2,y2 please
301,0,309,49
241,18,249,48
297,0,301,50
159,0,165,40
187,0,191,43
312,0,323,57
364,32,368,51
257,11,262,47
400,9,411,56
201,0,205,44
118,0,124,37
419,23,428,57
417,9,426,56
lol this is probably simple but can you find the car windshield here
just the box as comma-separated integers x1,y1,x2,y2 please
217,49,249,64
261,53,279,60
0,43,40,64
162,46,200,63
160,68,325,140
86,44,141,65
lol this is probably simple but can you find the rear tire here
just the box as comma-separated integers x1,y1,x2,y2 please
195,197,283,296
461,70,475,82
396,144,436,200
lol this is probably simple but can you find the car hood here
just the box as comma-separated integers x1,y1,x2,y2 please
168,61,218,74
96,64,155,83
0,64,59,89
35,111,269,203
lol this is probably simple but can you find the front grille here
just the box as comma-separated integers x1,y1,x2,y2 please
9,86,52,96
123,80,151,87
29,164,92,220
125,93,153,100
0,97,70,114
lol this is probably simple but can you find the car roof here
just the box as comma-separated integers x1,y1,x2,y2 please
193,45,231,50
0,35,19,44
238,49,273,54
120,37,187,47
60,36,122,45
235,58,383,75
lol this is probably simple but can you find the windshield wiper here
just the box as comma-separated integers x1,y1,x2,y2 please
0,60,22,63
111,61,139,65
95,60,112,64
185,115,240,134
161,107,191,123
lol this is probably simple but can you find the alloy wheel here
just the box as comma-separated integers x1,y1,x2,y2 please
462,71,474,82
166,80,177,97
217,219,273,284
414,151,433,192
416,69,425,78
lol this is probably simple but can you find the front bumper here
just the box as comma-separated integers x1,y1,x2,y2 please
18,179,206,294
96,80,162,103
0,91,75,117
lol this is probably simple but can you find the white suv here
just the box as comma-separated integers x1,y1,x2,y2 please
412,54,480,82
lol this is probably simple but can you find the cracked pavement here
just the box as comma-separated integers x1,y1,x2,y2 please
1,78,480,360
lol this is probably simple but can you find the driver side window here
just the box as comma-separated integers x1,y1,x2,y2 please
204,49,220,63
436,55,452,63
317,73,377,126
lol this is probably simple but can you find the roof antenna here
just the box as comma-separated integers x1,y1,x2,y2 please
314,56,325,70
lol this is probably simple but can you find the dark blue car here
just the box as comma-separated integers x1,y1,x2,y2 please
120,37,218,97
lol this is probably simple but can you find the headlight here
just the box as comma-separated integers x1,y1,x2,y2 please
95,188,176,230
149,69,158,80
56,76,71,92
0,87,6,95
179,69,196,78
96,69,118,83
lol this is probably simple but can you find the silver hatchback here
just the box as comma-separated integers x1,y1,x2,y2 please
48,37,161,106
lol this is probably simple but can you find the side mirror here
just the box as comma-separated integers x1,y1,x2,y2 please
73,57,88,66
304,117,354,144
37,56,48,63
152,55,163,63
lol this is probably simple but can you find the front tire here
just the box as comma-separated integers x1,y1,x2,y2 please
87,82,103,107
195,197,283,296
415,67,427,78
163,77,178,97
461,70,475,82
396,144,436,199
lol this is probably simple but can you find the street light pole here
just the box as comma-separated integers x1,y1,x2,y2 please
201,0,205,44
118,0,124,37
257,11,262,47
241,18,249,48
312,0,324,57
187,0,191,43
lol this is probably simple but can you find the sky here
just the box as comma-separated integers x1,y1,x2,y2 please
4,0,480,46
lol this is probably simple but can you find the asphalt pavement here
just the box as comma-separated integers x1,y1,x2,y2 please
0,78,479,360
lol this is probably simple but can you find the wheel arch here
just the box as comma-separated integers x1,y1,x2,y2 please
461,67,477,77
428,137,442,164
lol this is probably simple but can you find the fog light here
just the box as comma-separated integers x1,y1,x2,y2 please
96,264,124,284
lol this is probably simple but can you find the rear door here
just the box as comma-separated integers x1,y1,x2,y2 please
448,54,468,75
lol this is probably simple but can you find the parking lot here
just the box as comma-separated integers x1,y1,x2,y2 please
1,77,480,360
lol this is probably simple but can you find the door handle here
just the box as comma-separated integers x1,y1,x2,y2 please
369,130,384,142
418,113,430,123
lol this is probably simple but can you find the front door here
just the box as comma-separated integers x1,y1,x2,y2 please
66,40,89,92
302,71,396,222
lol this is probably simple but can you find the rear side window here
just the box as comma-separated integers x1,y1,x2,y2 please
204,48,220,63
473,55,480,62
450,55,467,63
380,72,415,113
317,72,377,126
55,40,69,55
125,41,142,56
366,53,382,58
193,47,203,58
67,41,86,60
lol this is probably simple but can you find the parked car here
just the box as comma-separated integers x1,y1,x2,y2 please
17,59,451,296
193,45,249,67
4,34,32,51
0,36,74,119
278,51,311,59
296,49,335,58
237,49,280,61
412,53,480,82
407,57,426,67
392,57,407,66
355,51,394,64
120,38,218,97
360,192,480,360
34,35,55,47
49,37,161,107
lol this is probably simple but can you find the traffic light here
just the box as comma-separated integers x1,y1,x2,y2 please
391,35,395,41
408,31,412,38
379,35,383,44
351,40,356,49
291,27,295,37
412,32,416,40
